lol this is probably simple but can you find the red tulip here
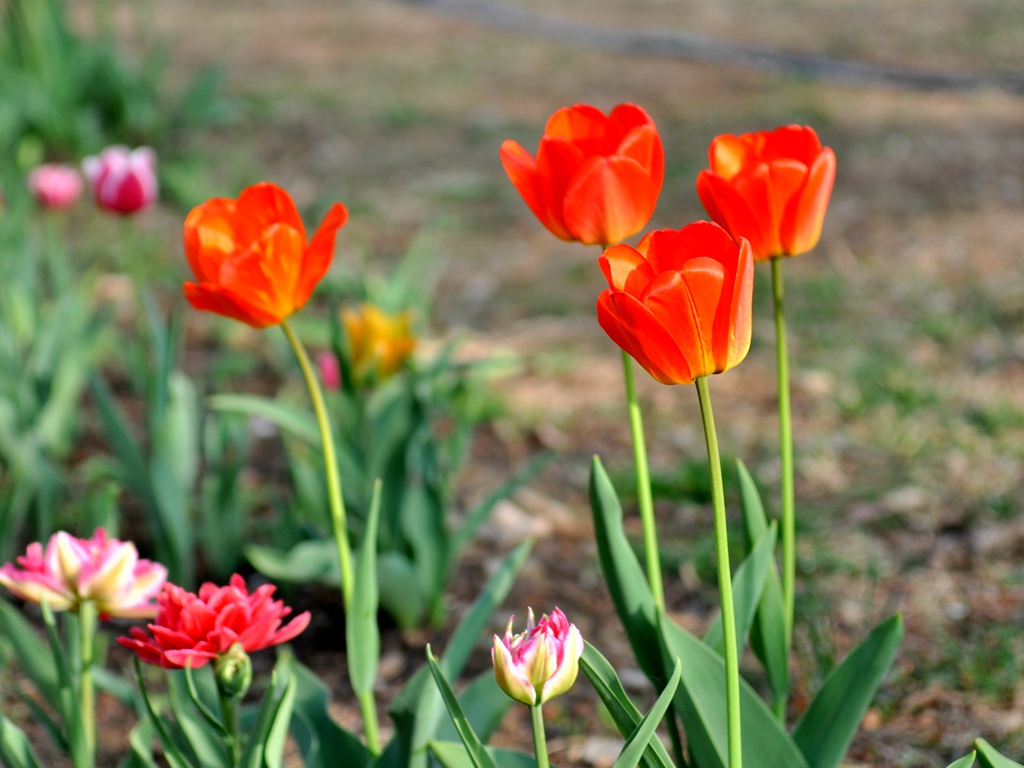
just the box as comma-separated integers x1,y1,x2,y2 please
28,164,83,210
117,574,310,669
500,103,664,245
596,222,753,385
182,182,348,328
82,146,158,215
696,125,836,260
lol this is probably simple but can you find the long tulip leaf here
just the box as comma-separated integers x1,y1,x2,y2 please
208,393,319,445
348,479,383,696
132,658,196,768
612,659,681,768
736,459,789,710
589,455,664,683
426,647,499,768
429,742,536,768
660,616,809,768
579,641,675,768
0,712,43,768
975,739,1024,768
40,602,92,768
703,521,778,657
791,614,903,768
0,599,60,709
435,671,512,746
946,753,977,768
263,672,298,768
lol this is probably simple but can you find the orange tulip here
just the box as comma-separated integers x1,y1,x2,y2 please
596,222,753,385
183,182,348,328
500,103,664,246
696,125,836,261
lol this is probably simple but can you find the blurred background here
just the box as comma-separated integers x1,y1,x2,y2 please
3,0,1024,764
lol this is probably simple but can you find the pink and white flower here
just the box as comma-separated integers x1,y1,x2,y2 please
492,607,583,706
0,529,166,618
27,163,83,210
82,145,158,215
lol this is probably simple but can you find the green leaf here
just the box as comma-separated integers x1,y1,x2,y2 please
429,742,536,768
285,656,370,768
659,617,809,768
579,642,674,768
149,371,200,587
40,602,92,768
946,752,977,768
378,552,426,630
425,646,498,768
117,720,159,768
247,541,338,584
791,614,903,768
975,740,1023,768
736,459,789,711
0,599,60,709
588,456,664,684
208,393,319,445
166,671,230,767
239,667,288,768
132,659,196,768
262,672,298,768
348,479,383,696
612,659,681,768
435,670,512,746
703,521,777,658
390,541,531,768
0,711,43,768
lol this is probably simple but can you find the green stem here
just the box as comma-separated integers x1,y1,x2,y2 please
621,350,665,611
218,692,241,766
530,704,550,768
357,690,381,755
770,257,795,650
695,377,742,768
281,318,354,607
78,600,97,758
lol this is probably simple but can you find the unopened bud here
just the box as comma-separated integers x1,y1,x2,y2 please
214,643,252,699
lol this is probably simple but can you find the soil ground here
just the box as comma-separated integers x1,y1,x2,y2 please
10,0,1024,765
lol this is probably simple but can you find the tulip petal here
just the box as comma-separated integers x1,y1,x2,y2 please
492,636,537,705
183,282,282,328
297,202,348,306
544,104,615,152
616,123,664,191
499,140,547,228
597,290,693,385
235,182,306,245
563,155,656,245
598,244,656,296
539,623,583,704
763,125,823,166
722,239,754,370
708,134,752,180
643,258,725,378
698,170,777,260
781,147,836,255
535,136,585,240
183,198,238,283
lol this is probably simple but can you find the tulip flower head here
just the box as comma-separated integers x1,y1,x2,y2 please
0,529,166,619
343,303,416,387
492,607,583,706
316,350,342,391
182,182,348,328
28,163,84,210
82,145,158,215
501,103,664,246
117,574,310,670
696,125,836,261
596,221,754,385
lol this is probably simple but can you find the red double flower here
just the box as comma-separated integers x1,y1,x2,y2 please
183,182,348,328
500,103,664,246
596,222,753,385
696,125,835,260
118,574,309,669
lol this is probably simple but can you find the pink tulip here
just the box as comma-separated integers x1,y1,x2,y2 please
82,145,158,215
316,351,342,390
118,574,310,669
0,529,166,619
492,607,583,706
27,163,83,210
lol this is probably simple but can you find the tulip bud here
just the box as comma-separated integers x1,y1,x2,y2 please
27,163,83,210
214,643,252,699
316,351,341,391
492,608,583,706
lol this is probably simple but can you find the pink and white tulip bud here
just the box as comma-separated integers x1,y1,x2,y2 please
316,351,342,391
82,145,158,215
0,529,166,619
492,607,583,706
27,163,83,210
